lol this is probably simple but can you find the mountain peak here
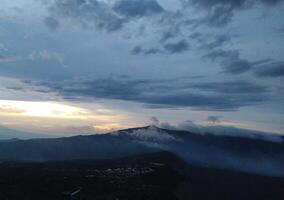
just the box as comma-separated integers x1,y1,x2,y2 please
115,125,161,133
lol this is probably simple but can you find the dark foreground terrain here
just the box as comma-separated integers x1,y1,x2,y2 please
0,152,283,200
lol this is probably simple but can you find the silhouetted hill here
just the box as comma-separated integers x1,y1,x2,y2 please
0,126,283,176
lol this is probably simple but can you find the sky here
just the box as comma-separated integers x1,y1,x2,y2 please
0,0,283,136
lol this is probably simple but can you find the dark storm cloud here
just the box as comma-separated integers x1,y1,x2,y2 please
43,0,284,61
43,16,60,31
199,34,232,50
131,46,161,55
204,49,253,74
188,0,284,27
223,59,252,74
46,0,164,32
163,39,189,53
131,39,190,55
47,0,126,32
144,92,243,111
253,62,284,77
130,46,144,55
189,0,247,8
113,0,164,17
189,32,203,40
193,81,269,94
203,49,238,61
201,5,235,27
279,26,284,33
159,26,181,42
29,76,270,111
203,49,284,77
260,0,284,5
205,48,284,77
45,0,284,32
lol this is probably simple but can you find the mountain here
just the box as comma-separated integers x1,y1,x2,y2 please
0,126,52,140
0,126,283,177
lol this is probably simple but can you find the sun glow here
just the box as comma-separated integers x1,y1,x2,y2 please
0,100,90,119
94,124,123,133
0,100,138,135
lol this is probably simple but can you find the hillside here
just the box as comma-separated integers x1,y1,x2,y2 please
0,126,283,176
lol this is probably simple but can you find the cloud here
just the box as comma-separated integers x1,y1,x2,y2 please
202,4,235,27
113,0,164,17
0,55,24,63
145,92,264,110
28,76,270,111
47,0,126,32
158,118,283,143
188,0,248,27
28,50,66,66
175,120,203,133
0,50,65,67
0,105,25,115
45,0,284,33
163,39,189,53
203,49,238,61
46,0,164,33
260,0,284,5
204,49,284,77
132,39,190,55
189,0,247,9
43,0,283,59
207,116,222,123
253,61,284,77
193,81,268,94
199,34,232,50
43,16,60,31
159,26,182,42
150,116,160,126
223,59,252,74
188,0,284,27
131,46,161,55
278,26,284,33
204,49,253,74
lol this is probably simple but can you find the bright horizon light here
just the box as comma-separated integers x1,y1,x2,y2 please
0,100,132,135
0,100,90,119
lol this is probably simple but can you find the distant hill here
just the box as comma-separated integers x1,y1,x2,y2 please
0,126,283,177
0,126,53,140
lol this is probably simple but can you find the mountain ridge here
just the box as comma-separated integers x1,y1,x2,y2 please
0,126,283,177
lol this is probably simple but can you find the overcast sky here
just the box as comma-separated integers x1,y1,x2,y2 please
0,0,283,136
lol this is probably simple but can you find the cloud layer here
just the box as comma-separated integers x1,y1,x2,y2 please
0,0,283,134
26,76,271,111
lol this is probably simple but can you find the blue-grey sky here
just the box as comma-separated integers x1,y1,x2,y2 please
0,0,283,135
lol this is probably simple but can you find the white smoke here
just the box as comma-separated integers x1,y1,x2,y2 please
154,118,283,143
125,125,179,142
